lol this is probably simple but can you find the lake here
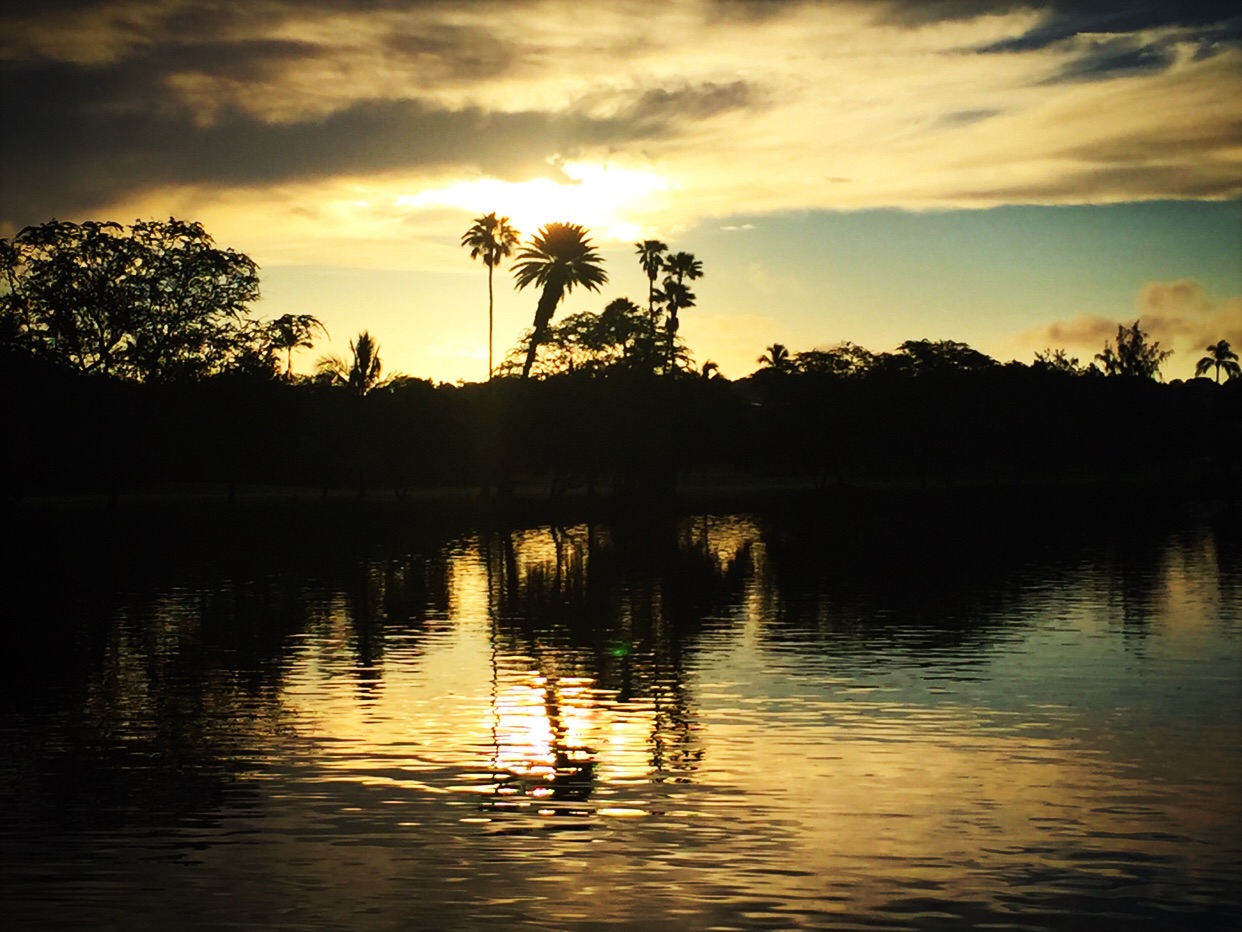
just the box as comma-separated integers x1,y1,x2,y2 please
3,499,1240,929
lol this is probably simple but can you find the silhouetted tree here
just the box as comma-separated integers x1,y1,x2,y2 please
0,218,260,381
461,212,520,380
635,239,668,355
1095,320,1172,380
1034,347,1091,375
655,278,696,373
1195,339,1240,383
757,342,792,373
795,342,875,377
512,223,607,379
268,313,326,378
897,339,996,375
655,251,703,375
664,251,703,287
319,331,384,395
598,297,649,368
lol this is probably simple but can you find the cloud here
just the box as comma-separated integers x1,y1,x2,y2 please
1137,279,1212,316
879,1,1242,47
2,0,1240,242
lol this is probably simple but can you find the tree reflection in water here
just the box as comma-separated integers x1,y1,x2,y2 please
476,517,752,821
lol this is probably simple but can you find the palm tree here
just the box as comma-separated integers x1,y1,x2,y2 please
665,251,703,286
635,240,668,317
700,360,720,379
757,342,792,373
318,330,384,394
512,223,608,379
462,212,520,380
655,277,696,373
635,240,668,367
269,313,326,378
1195,339,1240,383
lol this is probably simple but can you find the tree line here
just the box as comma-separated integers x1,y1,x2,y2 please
2,217,1238,502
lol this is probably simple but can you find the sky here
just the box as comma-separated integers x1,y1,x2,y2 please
2,0,1240,383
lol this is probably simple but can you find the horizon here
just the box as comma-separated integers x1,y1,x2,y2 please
2,1,1239,383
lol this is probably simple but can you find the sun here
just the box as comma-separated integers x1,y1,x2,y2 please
397,161,671,243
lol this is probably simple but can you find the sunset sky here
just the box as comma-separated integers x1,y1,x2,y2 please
2,0,1239,382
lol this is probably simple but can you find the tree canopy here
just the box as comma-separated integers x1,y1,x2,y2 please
1094,320,1172,380
1,218,262,382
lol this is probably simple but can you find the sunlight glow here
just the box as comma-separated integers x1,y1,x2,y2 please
397,161,671,242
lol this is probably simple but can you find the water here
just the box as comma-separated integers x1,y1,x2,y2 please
3,506,1240,929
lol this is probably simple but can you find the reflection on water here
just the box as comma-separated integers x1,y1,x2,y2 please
2,508,1240,929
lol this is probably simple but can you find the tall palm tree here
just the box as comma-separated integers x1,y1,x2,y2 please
660,251,702,375
1195,339,1240,383
269,313,326,378
635,240,668,316
512,223,608,379
635,240,668,364
655,278,696,374
462,212,520,380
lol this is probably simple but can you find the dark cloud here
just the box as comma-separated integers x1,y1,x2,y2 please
880,0,1241,41
620,81,757,128
0,65,549,221
1041,36,1177,82
880,0,1241,82
0,39,757,226
382,26,516,84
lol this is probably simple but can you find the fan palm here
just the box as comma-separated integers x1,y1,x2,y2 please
635,239,667,313
1195,339,1240,383
655,278,696,373
461,212,520,379
635,240,668,366
512,223,607,379
665,251,703,285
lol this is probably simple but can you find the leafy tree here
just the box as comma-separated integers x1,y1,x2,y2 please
1094,320,1172,380
1033,347,1091,375
461,212,520,379
596,297,650,370
319,331,385,395
500,298,659,378
0,218,260,381
1194,339,1240,383
511,223,607,379
268,313,327,378
795,342,875,377
897,339,996,375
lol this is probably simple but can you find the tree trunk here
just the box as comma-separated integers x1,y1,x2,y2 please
521,286,560,379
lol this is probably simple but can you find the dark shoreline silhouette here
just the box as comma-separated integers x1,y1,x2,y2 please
4,219,1238,512
3,349,1239,511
